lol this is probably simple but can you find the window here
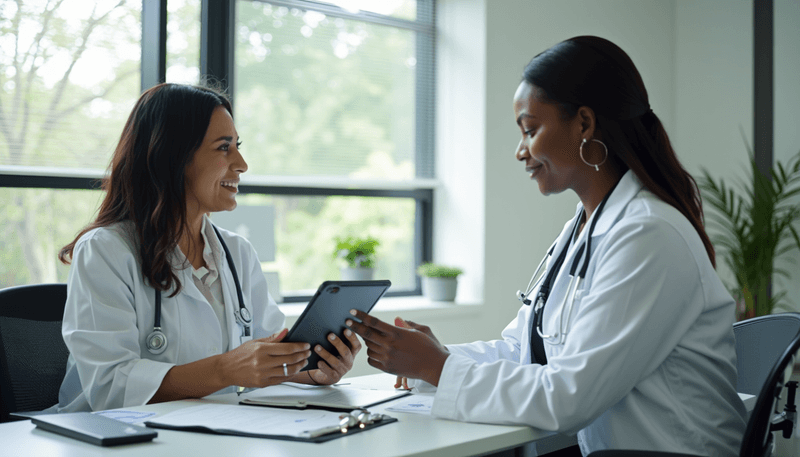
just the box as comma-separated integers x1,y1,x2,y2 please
0,0,435,301
0,0,141,287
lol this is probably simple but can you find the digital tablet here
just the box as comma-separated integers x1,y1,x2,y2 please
31,412,158,446
285,280,391,371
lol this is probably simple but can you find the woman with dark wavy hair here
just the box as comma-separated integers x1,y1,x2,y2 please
54,83,360,412
348,36,746,455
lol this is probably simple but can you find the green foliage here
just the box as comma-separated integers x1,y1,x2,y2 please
416,263,463,278
698,145,800,318
0,1,421,295
234,2,416,179
333,236,380,269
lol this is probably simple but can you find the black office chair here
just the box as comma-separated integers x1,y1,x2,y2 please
587,312,800,457
0,283,69,422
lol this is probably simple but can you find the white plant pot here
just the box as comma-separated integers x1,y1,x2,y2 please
421,277,458,302
340,267,375,281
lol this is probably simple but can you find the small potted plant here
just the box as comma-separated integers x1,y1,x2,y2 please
417,263,463,302
333,236,379,280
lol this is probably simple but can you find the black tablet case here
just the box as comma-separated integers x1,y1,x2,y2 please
285,280,391,371
31,412,158,446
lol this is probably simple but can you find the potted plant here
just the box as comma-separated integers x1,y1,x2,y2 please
417,263,463,302
698,147,800,319
333,236,379,280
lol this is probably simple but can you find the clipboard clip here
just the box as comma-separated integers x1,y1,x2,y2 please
303,409,392,438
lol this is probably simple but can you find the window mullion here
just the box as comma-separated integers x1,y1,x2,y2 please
201,0,236,98
141,0,167,90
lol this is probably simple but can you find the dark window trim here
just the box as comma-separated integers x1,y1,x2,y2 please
753,0,773,178
201,0,236,98
753,0,773,298
141,0,167,90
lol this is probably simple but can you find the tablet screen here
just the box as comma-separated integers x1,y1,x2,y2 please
285,280,391,371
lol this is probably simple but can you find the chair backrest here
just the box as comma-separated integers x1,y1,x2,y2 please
733,313,800,395
0,283,69,422
739,313,800,457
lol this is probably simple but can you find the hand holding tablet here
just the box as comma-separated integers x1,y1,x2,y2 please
284,280,391,371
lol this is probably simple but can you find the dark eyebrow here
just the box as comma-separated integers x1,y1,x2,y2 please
516,113,535,126
214,136,234,143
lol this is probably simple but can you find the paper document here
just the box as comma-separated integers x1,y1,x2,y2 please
239,384,410,410
385,395,433,415
95,410,157,424
145,404,346,438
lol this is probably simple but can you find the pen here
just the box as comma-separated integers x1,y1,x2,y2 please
237,386,257,396
303,424,346,438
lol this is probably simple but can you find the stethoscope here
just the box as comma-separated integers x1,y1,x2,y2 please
516,182,618,345
146,225,252,355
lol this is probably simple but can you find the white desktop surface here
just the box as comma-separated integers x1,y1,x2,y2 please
0,373,553,457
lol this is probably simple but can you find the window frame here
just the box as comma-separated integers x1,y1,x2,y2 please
0,0,436,302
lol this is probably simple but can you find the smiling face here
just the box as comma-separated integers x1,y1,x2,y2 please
184,106,247,221
513,81,588,197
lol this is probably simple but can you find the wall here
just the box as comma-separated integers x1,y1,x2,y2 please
773,0,800,312
674,0,753,295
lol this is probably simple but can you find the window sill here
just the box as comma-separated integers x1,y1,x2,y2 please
278,295,483,320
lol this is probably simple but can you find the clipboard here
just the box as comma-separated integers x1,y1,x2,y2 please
145,416,397,443
143,404,397,443
238,384,412,412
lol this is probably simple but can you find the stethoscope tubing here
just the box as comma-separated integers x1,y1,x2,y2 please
147,224,251,354
521,180,619,346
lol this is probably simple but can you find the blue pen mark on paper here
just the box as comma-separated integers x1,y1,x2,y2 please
385,395,433,415
295,419,306,423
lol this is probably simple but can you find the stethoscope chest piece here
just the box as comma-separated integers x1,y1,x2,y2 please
236,306,252,326
147,327,168,355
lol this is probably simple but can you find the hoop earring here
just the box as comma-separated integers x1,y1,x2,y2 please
580,138,608,171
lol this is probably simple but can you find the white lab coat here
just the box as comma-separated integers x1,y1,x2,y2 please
429,171,747,456
55,216,285,412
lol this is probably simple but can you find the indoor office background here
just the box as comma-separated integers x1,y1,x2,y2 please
1,0,799,430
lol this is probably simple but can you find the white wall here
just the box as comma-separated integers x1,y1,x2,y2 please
674,1,753,292
773,0,800,311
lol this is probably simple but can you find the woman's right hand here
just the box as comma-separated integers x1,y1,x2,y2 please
220,329,311,388
391,317,445,390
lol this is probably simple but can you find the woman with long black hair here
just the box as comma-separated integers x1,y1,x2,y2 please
348,36,746,456
54,83,360,412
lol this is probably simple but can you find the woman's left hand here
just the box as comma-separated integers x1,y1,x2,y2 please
306,328,362,385
346,310,449,387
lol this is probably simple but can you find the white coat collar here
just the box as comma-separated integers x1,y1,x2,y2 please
173,216,230,308
574,170,644,238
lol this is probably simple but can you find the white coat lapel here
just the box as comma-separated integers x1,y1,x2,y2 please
591,170,644,238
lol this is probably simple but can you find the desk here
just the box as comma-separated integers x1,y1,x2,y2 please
0,374,554,457
0,374,758,457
